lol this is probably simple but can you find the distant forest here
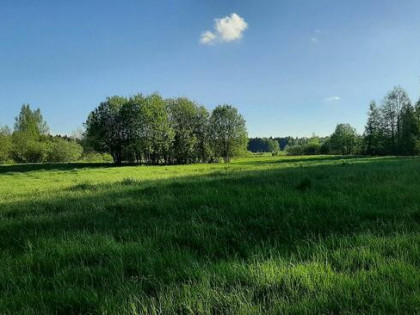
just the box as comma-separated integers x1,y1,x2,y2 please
249,86,420,157
1,86,419,164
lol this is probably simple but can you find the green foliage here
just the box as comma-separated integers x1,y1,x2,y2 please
1,155,420,313
382,86,411,153
286,144,304,155
267,138,280,155
11,132,48,163
46,137,83,162
81,152,114,163
14,104,49,137
1,106,85,164
248,138,280,154
0,126,12,163
329,123,359,155
85,96,128,164
362,87,420,156
286,136,323,156
85,95,247,164
140,93,174,164
364,101,384,155
194,105,212,162
209,105,248,162
399,103,418,155
168,97,199,163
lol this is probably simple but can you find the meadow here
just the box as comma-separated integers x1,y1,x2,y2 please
1,155,419,314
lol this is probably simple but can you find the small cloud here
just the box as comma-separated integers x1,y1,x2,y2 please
325,96,341,102
200,31,217,45
200,13,248,45
310,37,318,43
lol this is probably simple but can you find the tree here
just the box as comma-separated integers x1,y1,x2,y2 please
399,102,418,155
381,86,411,154
364,101,384,155
248,138,269,152
120,95,144,163
415,100,420,154
11,105,51,163
14,104,49,137
168,97,199,164
46,137,83,162
267,138,280,155
0,126,12,163
138,94,174,164
304,136,321,155
85,96,127,164
11,132,48,163
193,105,212,163
415,99,420,134
209,105,248,162
329,123,358,155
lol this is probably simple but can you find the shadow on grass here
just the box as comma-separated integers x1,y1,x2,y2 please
2,157,419,256
1,157,419,313
234,155,367,166
0,162,118,174
0,155,413,174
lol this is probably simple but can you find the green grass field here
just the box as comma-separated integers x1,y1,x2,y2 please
1,155,420,314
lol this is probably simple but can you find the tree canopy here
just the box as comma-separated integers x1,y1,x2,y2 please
85,95,248,164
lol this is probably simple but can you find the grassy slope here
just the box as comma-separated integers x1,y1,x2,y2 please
0,155,419,314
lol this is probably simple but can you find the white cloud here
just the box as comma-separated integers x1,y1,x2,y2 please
215,13,248,42
310,37,318,43
325,96,341,102
200,31,217,45
200,13,248,45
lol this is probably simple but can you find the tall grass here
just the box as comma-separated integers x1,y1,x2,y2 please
1,155,419,313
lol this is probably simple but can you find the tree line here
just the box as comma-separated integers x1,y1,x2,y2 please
248,86,420,156
0,95,248,165
1,86,419,164
84,93,248,164
0,105,84,163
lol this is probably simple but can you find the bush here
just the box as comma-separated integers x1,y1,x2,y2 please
286,145,304,156
81,152,113,163
46,138,83,162
11,134,48,163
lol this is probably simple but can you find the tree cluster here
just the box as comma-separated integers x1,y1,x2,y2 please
249,136,330,155
364,86,420,155
85,93,248,164
247,138,280,155
252,86,420,157
0,105,83,163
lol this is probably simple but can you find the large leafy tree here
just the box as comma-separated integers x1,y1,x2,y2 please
168,97,199,164
139,93,174,164
85,96,127,164
209,105,248,162
194,105,212,163
329,123,359,155
120,95,144,163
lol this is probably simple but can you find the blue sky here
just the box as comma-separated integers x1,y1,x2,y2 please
1,0,420,137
